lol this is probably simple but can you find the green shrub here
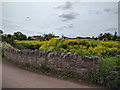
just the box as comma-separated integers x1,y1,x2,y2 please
68,41,78,45
88,56,120,89
14,43,40,50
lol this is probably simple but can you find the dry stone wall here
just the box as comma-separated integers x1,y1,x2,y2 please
3,48,100,75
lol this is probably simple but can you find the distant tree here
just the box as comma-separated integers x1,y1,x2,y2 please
98,33,103,40
2,34,15,46
76,37,82,39
112,31,117,41
0,30,3,41
0,30,3,34
61,34,68,39
104,33,113,40
43,33,55,41
94,37,98,40
7,34,12,38
86,37,91,39
98,33,113,40
13,32,27,40
92,36,95,39
28,36,32,40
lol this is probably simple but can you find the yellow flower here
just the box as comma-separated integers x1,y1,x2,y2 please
16,39,119,56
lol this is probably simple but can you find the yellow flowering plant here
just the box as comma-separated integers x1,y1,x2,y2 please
16,39,119,56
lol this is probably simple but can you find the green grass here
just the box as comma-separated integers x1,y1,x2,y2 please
15,40,39,42
100,56,119,71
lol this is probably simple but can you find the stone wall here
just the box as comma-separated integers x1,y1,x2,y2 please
3,48,100,76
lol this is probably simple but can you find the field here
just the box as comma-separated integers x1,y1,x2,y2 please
16,38,120,57
5,38,120,88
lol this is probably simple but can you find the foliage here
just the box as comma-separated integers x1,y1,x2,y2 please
98,32,119,41
89,56,120,89
2,34,16,46
13,32,27,40
2,32,27,46
39,38,119,57
0,42,13,57
42,33,57,41
1,42,13,48
0,30,3,34
16,38,119,57
15,41,44,50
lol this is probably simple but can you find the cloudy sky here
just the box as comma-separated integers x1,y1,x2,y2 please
1,1,119,37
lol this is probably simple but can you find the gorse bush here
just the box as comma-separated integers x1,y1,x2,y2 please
15,41,44,50
38,38,119,57
16,38,119,57
15,43,41,50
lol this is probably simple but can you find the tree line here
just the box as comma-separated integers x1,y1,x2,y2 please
0,30,120,46
0,30,58,46
97,32,119,41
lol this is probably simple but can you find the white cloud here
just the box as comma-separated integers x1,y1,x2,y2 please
55,2,72,10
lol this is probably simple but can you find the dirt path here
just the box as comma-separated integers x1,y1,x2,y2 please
2,60,103,88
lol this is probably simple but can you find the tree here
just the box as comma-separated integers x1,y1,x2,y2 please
104,33,113,40
76,37,82,39
98,33,103,40
112,31,117,40
98,33,113,40
61,34,68,39
28,36,32,40
13,32,27,40
0,30,3,34
2,34,15,46
0,30,3,41
43,33,55,41
92,36,95,39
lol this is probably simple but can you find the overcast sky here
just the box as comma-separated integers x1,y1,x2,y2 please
1,2,119,37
